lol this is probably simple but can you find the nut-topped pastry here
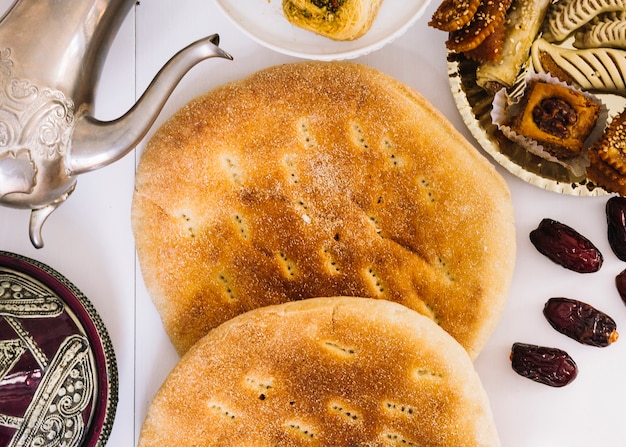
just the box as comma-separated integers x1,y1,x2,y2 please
587,110,626,194
492,74,604,176
509,80,601,157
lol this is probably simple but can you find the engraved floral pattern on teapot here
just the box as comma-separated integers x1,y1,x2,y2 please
0,48,75,199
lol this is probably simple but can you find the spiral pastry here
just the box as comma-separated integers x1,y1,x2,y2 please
282,0,384,41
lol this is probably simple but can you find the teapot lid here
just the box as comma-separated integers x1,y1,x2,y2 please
0,251,117,447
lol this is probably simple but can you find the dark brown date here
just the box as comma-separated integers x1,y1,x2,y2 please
529,218,603,273
543,297,619,347
606,196,626,261
615,269,626,306
510,342,578,387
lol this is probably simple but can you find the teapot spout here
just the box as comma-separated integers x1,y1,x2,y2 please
69,34,232,175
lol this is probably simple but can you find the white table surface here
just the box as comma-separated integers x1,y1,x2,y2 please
1,1,625,446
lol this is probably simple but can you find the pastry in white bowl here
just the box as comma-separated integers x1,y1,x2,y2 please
282,0,384,40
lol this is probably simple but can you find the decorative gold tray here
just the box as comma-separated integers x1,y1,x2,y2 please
448,52,626,196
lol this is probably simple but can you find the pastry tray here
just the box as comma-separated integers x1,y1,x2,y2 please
448,51,626,196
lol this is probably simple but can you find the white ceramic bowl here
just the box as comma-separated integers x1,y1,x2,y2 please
215,0,432,60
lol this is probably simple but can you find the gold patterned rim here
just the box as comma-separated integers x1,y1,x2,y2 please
0,251,118,447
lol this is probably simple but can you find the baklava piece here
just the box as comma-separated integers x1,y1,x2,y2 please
507,80,601,159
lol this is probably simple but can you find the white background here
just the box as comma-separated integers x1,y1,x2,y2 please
0,1,625,446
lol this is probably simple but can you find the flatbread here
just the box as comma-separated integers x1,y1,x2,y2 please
137,297,500,447
132,61,516,358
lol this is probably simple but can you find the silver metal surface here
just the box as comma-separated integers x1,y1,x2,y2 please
0,0,232,248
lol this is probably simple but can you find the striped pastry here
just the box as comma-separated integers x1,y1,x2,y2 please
531,38,626,94
543,0,626,42
574,12,626,49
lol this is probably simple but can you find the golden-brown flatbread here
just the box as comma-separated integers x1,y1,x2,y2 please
132,61,516,358
137,297,501,447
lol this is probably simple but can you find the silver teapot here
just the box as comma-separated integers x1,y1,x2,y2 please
0,0,231,248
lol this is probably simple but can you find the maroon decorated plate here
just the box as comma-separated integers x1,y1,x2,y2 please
0,251,117,447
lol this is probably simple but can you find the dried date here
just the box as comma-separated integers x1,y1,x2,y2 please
510,342,578,387
543,297,619,347
616,269,626,306
606,196,626,261
529,218,603,273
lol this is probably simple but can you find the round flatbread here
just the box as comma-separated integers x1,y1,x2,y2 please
137,297,500,447
132,61,516,358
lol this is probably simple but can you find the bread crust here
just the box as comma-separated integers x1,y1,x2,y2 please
137,297,501,447
132,61,516,358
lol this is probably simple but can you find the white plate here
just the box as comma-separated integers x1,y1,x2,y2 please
215,0,432,60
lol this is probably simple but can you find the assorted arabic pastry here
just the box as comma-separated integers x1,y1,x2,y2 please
532,38,626,95
437,0,626,193
475,0,551,92
574,11,626,49
429,0,481,32
282,0,384,40
446,0,513,54
431,0,552,88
